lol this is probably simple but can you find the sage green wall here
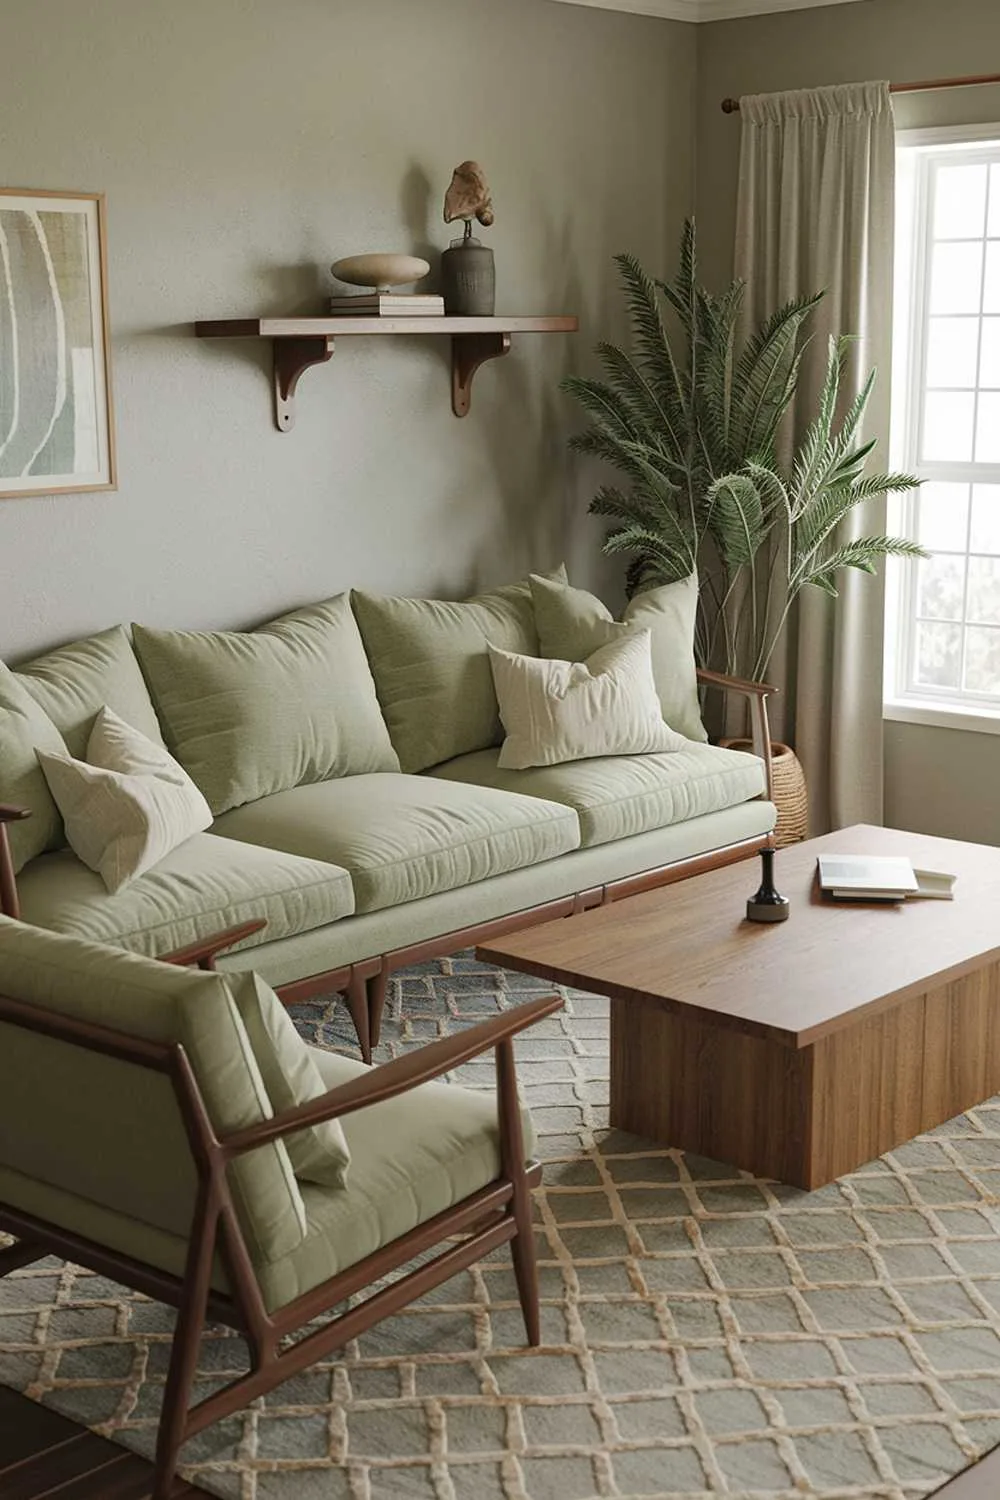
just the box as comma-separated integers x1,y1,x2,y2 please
696,0,1000,845
0,0,695,658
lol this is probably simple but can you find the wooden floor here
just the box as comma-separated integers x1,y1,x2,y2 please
0,1387,211,1499
0,1384,995,1499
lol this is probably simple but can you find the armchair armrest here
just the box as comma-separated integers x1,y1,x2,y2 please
222,992,564,1158
696,668,777,801
161,919,268,971
0,805,30,920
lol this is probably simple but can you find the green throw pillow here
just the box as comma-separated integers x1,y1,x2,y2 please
352,567,567,774
530,572,707,742
133,594,399,816
229,970,351,1188
17,625,165,759
0,663,68,872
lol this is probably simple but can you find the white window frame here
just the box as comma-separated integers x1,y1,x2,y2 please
885,122,1000,737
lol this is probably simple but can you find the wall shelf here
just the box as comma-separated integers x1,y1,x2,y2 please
194,315,579,429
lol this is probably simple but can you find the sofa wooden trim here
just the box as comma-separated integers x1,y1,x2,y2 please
0,978,561,1500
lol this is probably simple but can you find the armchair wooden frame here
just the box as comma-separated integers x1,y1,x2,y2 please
0,669,775,1065
0,967,561,1500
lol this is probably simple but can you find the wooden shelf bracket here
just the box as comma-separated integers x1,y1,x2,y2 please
273,335,335,432
451,331,511,418
195,316,576,430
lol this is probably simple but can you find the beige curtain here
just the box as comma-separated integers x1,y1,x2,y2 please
734,82,895,833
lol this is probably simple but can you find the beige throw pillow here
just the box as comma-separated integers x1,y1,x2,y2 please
489,632,686,771
529,573,707,742
37,707,213,893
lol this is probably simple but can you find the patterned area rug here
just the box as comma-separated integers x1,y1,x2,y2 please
3,953,1000,1498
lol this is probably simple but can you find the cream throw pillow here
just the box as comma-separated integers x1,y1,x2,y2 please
37,707,213,893
489,632,686,771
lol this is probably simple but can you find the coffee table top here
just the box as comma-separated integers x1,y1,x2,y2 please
479,825,1000,1049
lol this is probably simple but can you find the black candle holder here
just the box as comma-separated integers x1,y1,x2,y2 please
746,846,790,923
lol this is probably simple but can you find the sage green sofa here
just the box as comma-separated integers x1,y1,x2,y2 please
0,575,775,1057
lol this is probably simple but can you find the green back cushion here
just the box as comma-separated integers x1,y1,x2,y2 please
352,568,566,774
0,664,67,872
0,915,307,1265
132,595,399,816
17,625,164,759
530,573,707,743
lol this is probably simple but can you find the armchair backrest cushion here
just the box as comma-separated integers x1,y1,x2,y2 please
352,568,566,775
132,595,399,816
0,664,68,873
0,917,307,1266
16,625,165,758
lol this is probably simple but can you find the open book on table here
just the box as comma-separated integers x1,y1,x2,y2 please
816,854,956,902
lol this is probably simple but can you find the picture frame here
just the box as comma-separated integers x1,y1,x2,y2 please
0,188,116,499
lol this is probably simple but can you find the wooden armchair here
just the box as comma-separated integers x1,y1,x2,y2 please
0,916,560,1499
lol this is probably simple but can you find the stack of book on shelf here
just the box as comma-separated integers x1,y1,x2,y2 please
328,293,445,316
816,854,956,903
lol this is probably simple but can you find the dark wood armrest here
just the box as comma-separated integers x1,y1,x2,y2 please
0,806,30,920
696,669,776,802
696,668,777,699
223,992,564,1157
161,919,267,971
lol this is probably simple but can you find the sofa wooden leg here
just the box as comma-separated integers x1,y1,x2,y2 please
345,971,372,1064
367,965,390,1053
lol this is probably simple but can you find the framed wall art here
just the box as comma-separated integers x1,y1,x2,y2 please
0,188,116,499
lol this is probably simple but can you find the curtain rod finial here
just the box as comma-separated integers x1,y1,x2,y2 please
721,97,741,114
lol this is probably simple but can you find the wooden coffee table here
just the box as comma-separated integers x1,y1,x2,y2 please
480,825,1000,1189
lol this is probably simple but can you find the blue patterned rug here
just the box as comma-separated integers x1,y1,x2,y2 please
2,953,1000,1497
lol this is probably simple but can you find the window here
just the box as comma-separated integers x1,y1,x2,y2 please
886,128,1000,732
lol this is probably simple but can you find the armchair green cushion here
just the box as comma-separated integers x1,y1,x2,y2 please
0,915,307,1265
133,595,399,816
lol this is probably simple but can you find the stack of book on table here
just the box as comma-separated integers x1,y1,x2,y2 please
328,293,445,316
816,854,956,902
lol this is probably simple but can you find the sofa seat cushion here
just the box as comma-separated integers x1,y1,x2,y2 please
256,1044,536,1311
15,832,355,958
211,775,581,915
429,743,767,848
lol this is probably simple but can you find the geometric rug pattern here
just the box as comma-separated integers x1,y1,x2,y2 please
3,952,1000,1497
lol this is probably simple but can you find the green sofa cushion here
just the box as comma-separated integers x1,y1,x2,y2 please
429,742,766,847
15,831,355,957
530,572,708,743
352,568,566,774
0,915,306,1267
212,773,581,915
0,664,67,872
17,625,165,758
132,595,399,816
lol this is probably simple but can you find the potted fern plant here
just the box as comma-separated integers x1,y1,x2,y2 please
563,221,923,840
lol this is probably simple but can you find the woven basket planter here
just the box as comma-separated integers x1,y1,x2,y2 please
720,738,809,848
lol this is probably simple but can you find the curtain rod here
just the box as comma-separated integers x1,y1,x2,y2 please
721,72,1000,114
